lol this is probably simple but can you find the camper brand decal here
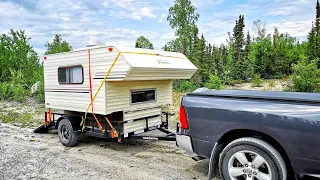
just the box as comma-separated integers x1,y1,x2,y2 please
157,59,170,64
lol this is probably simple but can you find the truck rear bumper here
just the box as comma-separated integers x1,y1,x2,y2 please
176,134,194,153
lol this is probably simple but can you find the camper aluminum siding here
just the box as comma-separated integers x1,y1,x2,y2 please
105,80,172,133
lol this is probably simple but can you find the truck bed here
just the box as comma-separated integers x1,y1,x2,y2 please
190,89,320,103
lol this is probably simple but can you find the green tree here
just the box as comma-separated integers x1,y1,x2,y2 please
167,0,199,56
307,23,317,61
291,59,320,92
307,0,320,65
251,34,274,78
163,38,182,52
190,34,207,86
45,34,72,55
244,31,253,78
315,0,320,58
231,15,247,80
135,36,154,49
0,29,42,101
216,44,227,78
0,29,40,86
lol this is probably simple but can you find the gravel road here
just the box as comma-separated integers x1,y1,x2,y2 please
0,122,211,180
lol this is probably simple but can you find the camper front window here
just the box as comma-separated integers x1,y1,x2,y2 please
58,66,83,84
131,89,156,104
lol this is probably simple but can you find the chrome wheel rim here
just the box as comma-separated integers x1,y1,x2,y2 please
60,125,70,143
228,150,272,180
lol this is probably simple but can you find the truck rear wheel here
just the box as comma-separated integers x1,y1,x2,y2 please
58,118,78,147
219,137,287,180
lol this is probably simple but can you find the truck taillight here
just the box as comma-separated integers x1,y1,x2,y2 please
180,106,189,129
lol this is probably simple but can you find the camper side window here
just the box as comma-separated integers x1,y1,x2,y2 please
131,89,156,104
58,66,83,84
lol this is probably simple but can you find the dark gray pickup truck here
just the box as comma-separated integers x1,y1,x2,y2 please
176,90,320,180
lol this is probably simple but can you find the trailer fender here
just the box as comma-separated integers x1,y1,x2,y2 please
55,115,81,131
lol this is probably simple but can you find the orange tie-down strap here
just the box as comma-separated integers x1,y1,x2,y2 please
80,52,121,141
45,109,53,127
80,50,187,140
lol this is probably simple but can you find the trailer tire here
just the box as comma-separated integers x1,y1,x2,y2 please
219,137,287,180
58,118,78,147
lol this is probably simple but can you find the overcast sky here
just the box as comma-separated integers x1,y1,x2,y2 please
0,0,316,55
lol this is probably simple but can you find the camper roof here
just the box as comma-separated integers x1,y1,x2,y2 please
44,45,197,81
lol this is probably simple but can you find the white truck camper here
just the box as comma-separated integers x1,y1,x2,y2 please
34,45,197,146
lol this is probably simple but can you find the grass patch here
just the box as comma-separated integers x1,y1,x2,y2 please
267,80,276,88
0,110,41,127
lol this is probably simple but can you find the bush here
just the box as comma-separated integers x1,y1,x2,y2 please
37,79,45,102
176,80,197,92
252,74,263,87
291,60,320,92
221,70,235,85
206,75,224,90
13,84,26,102
0,70,28,102
0,82,26,102
0,83,11,99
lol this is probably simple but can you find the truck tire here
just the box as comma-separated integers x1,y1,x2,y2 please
58,118,78,147
219,137,287,180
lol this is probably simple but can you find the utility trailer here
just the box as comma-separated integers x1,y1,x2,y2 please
34,45,197,146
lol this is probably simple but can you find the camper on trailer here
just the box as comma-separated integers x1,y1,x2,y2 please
35,45,197,146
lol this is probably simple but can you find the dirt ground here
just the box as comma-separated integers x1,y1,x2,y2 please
0,122,212,180
225,79,291,91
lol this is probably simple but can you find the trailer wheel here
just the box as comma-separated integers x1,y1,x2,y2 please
58,118,78,147
219,137,287,180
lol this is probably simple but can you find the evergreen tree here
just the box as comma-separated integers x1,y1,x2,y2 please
216,44,227,78
315,0,320,58
307,23,316,61
307,0,320,64
231,15,247,80
273,27,281,74
191,34,207,86
244,31,252,78
199,34,210,84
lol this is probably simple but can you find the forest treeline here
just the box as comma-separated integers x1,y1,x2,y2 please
1,0,320,102
161,0,320,93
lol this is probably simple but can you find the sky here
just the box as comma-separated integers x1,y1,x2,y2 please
0,0,317,55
